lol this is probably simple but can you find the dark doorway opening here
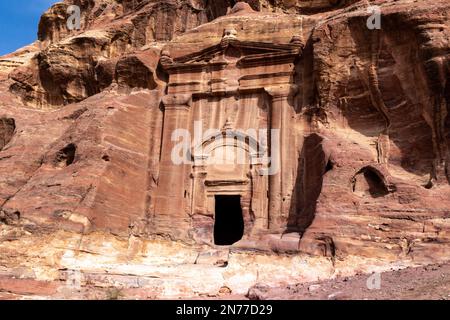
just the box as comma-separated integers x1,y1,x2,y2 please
214,195,244,246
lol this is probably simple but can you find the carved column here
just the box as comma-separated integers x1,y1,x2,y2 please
191,157,208,216
153,94,192,238
265,85,298,231
251,157,269,231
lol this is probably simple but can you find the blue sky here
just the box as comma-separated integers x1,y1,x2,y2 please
0,0,57,55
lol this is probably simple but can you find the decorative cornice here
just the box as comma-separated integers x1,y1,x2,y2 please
290,35,305,50
163,40,301,71
264,84,299,98
161,94,192,108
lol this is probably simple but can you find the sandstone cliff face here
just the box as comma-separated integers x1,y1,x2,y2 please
296,1,450,261
0,0,449,299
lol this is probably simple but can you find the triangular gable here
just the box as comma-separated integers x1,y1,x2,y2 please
172,41,300,65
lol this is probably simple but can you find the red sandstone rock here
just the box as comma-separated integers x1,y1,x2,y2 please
0,276,58,296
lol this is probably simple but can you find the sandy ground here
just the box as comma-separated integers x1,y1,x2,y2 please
246,263,450,300
0,262,448,300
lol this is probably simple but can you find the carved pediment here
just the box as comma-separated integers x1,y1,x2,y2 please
161,28,304,94
175,42,300,64
161,30,303,71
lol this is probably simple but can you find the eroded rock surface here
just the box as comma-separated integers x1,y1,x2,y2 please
0,0,449,299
